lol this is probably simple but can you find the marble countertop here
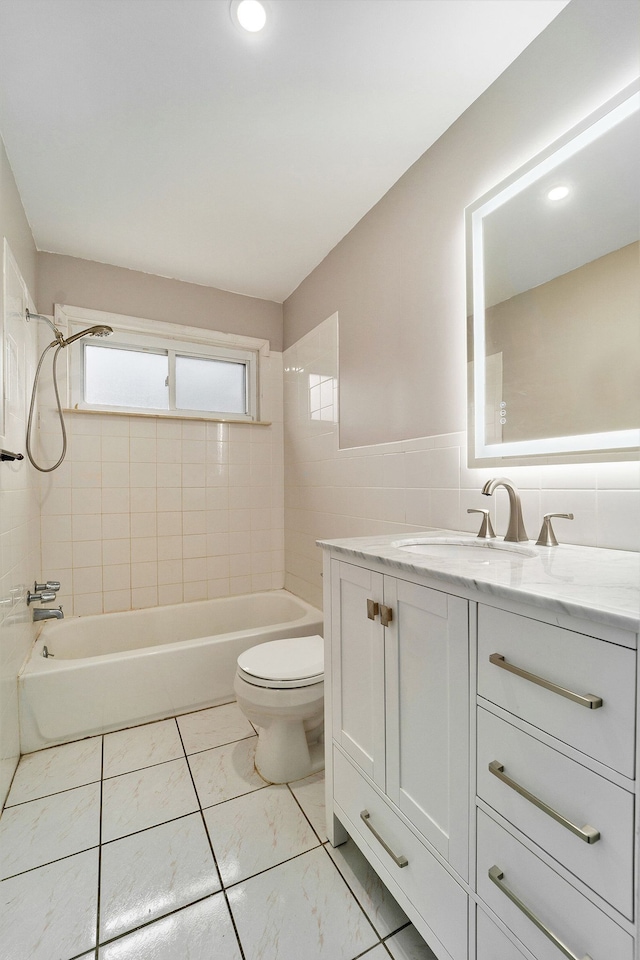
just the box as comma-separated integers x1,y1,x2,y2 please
318,530,640,633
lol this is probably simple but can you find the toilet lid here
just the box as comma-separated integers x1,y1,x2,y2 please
237,635,324,687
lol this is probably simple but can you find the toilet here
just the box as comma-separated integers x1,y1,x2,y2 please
234,634,324,784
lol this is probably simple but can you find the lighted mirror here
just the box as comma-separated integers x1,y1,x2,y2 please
466,81,640,464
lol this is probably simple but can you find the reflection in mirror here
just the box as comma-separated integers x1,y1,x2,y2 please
467,81,640,464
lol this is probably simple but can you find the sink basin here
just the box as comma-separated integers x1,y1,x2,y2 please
391,537,537,560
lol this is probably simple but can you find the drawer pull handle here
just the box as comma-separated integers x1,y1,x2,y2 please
489,654,603,709
360,810,408,868
489,761,600,844
489,866,593,960
366,599,379,621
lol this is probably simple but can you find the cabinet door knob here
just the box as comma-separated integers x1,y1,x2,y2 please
366,599,379,621
380,604,393,627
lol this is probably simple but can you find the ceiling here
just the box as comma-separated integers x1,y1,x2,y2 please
0,0,569,303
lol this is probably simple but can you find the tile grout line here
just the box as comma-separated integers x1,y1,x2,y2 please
175,716,248,960
286,779,325,845
0,842,101,883
95,891,233,953
93,714,269,951
4,775,102,810
318,841,390,954
4,706,408,959
95,735,105,956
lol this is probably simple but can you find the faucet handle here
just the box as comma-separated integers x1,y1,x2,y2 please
536,513,574,547
35,580,61,592
467,508,496,539
27,586,57,605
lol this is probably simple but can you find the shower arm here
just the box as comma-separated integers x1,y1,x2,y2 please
25,309,65,346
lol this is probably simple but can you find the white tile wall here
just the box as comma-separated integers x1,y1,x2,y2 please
0,274,41,807
284,315,640,609
37,353,284,616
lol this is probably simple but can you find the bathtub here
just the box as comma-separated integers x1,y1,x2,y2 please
18,590,322,754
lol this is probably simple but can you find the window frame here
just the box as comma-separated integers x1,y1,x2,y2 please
60,305,267,422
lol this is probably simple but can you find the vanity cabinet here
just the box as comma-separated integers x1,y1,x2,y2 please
327,558,470,960
321,536,640,960
475,604,636,960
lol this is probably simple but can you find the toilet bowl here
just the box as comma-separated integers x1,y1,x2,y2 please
233,634,324,784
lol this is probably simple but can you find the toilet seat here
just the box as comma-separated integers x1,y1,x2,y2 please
236,634,324,689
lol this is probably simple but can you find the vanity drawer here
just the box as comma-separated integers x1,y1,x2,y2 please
477,809,633,960
333,747,468,960
476,907,528,960
477,707,634,918
477,606,636,777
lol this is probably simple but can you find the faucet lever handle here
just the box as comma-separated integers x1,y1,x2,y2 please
27,587,58,605
467,508,496,540
536,513,574,547
34,580,61,593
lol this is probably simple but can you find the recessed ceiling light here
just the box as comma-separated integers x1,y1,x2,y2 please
547,185,570,201
231,0,267,33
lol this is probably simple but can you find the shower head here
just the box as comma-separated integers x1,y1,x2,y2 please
25,310,113,347
61,325,113,346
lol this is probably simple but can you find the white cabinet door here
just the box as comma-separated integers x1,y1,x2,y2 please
384,578,469,878
331,560,386,788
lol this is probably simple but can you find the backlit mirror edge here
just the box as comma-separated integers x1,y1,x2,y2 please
466,78,640,468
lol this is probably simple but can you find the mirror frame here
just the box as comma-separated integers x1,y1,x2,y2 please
466,80,640,464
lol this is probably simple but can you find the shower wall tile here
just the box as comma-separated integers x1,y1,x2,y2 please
0,279,41,808
284,315,640,609
37,352,284,617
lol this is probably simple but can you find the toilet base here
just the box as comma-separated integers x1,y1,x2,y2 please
234,672,325,785
255,724,324,784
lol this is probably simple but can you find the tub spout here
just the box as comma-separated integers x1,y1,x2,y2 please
33,606,64,621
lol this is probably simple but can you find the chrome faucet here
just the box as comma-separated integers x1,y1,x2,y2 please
27,579,63,621
481,477,529,542
32,606,64,621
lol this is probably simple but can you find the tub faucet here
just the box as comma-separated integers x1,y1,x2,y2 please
32,606,64,621
481,477,529,542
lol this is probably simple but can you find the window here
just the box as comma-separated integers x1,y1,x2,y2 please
64,307,265,422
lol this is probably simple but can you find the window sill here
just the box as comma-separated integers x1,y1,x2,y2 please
64,408,272,426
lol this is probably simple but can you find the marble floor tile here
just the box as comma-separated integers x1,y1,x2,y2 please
361,947,391,959
101,758,199,842
188,736,264,808
203,784,319,885
6,737,102,806
327,839,408,937
177,702,255,755
103,719,184,778
385,925,438,960
0,782,100,879
0,848,98,960
98,894,242,960
100,813,220,941
227,846,378,960
288,770,327,840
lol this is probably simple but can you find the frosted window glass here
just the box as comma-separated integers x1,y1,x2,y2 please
85,345,169,409
175,356,246,413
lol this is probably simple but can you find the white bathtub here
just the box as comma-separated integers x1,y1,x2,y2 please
18,590,322,753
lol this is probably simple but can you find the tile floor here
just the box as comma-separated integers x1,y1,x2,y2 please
0,702,436,960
